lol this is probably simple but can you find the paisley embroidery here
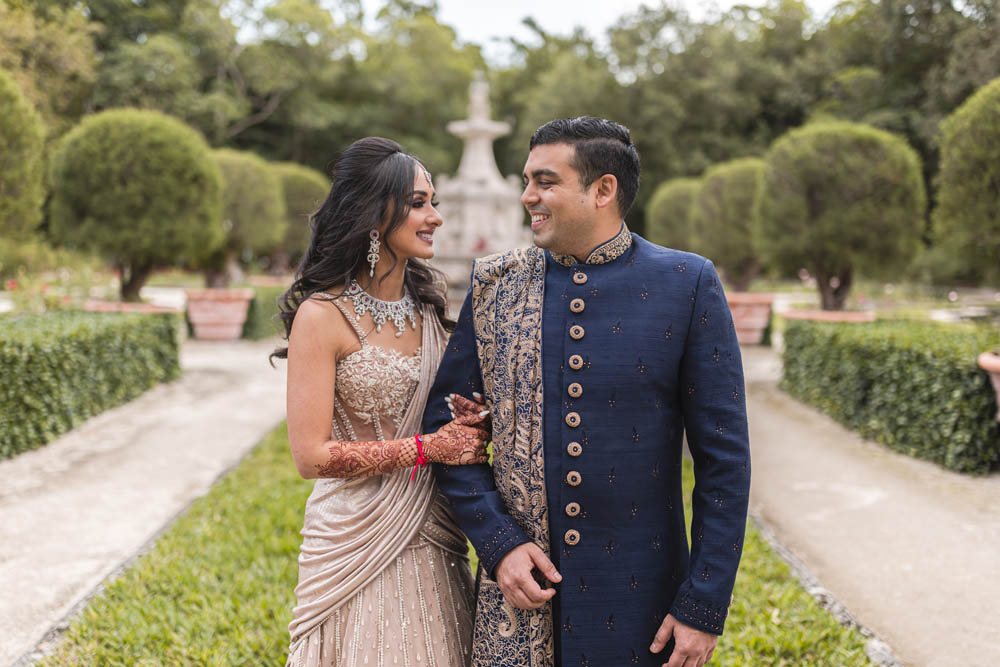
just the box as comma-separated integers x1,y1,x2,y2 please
470,247,554,666
550,223,633,267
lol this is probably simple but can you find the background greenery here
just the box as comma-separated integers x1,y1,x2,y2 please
41,422,872,665
0,312,181,459
782,319,1000,473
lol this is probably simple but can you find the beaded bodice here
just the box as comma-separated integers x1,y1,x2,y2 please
328,297,421,442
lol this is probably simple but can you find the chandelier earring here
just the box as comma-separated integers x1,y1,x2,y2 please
367,230,380,277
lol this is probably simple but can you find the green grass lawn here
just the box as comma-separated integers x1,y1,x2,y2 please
43,423,871,665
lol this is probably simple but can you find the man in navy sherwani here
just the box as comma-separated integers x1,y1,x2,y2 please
422,117,751,666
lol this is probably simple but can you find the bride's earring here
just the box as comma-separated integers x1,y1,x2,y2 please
367,230,380,277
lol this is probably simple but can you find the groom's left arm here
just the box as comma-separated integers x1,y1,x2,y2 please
422,288,530,576
667,259,752,638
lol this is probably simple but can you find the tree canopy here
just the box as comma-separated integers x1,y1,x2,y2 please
0,68,46,241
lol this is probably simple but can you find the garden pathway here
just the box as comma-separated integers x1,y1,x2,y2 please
743,346,1000,667
0,338,287,666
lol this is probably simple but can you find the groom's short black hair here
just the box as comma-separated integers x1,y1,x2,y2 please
529,116,640,217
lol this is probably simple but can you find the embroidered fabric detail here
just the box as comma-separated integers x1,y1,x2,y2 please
669,592,730,636
330,299,421,441
550,223,633,267
470,247,555,666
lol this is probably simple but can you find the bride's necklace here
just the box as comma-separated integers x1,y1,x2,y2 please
343,279,418,337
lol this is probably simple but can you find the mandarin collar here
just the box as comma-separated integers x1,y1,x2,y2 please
550,223,633,268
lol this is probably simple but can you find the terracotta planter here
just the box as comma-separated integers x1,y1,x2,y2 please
782,310,876,323
726,293,774,345
977,351,1000,424
83,299,179,315
184,288,255,340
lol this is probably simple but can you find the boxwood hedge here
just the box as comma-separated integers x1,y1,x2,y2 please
241,286,286,340
1,312,180,459
782,320,1000,473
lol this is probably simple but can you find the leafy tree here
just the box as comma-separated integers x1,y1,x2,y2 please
271,161,328,271
48,109,223,300
645,178,699,252
0,68,46,240
758,121,925,309
93,34,201,117
690,158,765,291
205,148,286,286
0,4,97,138
932,77,1000,285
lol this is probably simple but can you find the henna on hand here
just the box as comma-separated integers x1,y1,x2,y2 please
422,418,490,466
314,436,418,478
446,392,488,422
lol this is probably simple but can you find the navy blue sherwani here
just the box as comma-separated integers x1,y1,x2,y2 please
422,225,751,666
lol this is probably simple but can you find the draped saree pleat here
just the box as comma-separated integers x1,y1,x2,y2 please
286,305,474,667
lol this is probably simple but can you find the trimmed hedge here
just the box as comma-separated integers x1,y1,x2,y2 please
241,286,286,340
1,312,181,459
782,320,1000,473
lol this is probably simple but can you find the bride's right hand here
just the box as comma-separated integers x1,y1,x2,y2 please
422,412,490,466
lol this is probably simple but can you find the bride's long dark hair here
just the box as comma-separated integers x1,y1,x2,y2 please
271,137,453,362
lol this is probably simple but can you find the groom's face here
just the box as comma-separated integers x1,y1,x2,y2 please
521,142,597,257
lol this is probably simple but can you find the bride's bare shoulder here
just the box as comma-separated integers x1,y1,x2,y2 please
290,293,354,353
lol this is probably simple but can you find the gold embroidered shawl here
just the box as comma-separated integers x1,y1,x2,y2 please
469,246,554,667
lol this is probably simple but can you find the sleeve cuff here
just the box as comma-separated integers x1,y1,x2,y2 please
476,517,531,577
669,590,731,636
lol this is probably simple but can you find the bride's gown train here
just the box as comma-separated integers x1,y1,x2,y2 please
286,300,474,667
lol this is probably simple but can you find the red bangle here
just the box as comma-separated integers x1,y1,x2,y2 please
410,434,428,481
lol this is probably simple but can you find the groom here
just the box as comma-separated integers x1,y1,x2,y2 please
423,117,750,666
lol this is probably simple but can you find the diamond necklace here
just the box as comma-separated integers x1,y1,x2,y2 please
343,279,418,337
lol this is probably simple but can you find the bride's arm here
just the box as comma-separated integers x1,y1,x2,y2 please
286,297,488,480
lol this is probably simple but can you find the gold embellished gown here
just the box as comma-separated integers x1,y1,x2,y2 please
285,300,475,667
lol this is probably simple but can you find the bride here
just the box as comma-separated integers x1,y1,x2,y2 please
273,137,489,666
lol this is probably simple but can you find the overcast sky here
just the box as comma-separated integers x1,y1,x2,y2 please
359,0,841,64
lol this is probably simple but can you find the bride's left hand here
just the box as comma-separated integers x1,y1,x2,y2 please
446,392,488,423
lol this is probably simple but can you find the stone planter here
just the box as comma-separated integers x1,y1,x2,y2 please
726,293,774,345
184,288,255,340
782,309,876,323
977,351,1000,423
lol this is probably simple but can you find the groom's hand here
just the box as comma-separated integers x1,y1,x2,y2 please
495,542,561,609
650,614,718,666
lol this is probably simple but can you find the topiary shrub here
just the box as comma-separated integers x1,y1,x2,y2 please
645,177,699,252
759,121,925,309
241,285,287,340
203,149,286,286
48,108,223,301
690,158,765,291
0,67,46,241
0,312,181,459
932,76,1000,286
782,320,1000,473
271,162,328,271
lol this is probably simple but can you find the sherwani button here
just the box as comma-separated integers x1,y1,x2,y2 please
568,382,583,398
564,529,580,545
566,471,582,486
567,441,582,457
569,325,585,340
568,354,584,370
565,502,581,517
573,271,588,285
570,298,585,313
565,412,581,428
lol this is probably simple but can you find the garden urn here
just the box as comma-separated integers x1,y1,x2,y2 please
726,293,774,345
185,288,255,340
977,351,1000,423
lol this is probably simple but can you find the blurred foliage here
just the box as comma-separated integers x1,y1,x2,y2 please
0,312,180,459
691,158,765,291
271,161,329,271
0,0,998,285
932,76,1000,285
645,178,699,252
782,320,1000,473
48,109,224,301
206,148,287,286
242,285,288,340
0,68,45,240
758,122,926,309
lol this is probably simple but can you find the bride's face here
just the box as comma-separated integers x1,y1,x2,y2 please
384,169,442,261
